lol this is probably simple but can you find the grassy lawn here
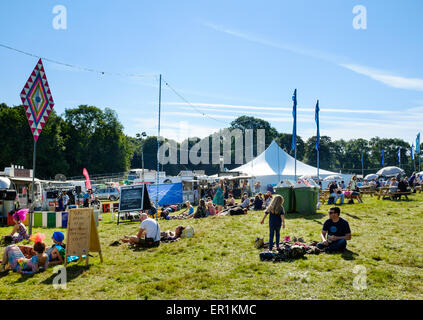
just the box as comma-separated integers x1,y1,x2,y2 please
1,193,422,300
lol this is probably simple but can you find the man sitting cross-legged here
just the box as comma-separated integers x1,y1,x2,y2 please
317,206,351,253
120,213,161,248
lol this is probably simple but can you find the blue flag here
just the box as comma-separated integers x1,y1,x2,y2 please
315,100,320,151
411,145,414,160
381,149,384,166
291,89,297,151
417,133,420,154
361,152,364,166
398,147,401,165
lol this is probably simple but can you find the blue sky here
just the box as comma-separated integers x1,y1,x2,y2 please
1,0,422,144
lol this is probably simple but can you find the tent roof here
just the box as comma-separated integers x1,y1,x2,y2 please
230,141,338,177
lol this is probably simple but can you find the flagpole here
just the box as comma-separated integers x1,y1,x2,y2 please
156,74,162,221
29,140,36,236
361,151,364,178
317,149,319,179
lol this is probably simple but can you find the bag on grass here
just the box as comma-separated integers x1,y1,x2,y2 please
181,225,194,238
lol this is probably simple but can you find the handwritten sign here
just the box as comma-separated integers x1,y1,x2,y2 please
65,208,102,266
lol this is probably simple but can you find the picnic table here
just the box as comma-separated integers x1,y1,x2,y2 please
359,185,376,197
377,185,412,200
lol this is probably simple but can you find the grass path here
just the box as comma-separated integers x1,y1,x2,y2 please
1,194,422,300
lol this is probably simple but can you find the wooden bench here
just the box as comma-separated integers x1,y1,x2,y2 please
388,191,412,201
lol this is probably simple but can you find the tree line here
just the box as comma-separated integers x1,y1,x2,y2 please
0,104,420,179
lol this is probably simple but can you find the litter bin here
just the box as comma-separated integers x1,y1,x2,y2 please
274,186,294,213
294,187,319,215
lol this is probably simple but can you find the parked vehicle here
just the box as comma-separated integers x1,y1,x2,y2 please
94,187,120,201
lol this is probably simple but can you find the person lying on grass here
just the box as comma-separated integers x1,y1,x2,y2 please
260,195,285,251
120,213,161,248
317,206,351,253
217,206,247,216
16,231,66,266
1,233,49,274
160,226,185,241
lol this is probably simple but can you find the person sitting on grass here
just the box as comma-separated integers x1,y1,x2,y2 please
317,206,351,253
191,199,209,218
1,233,49,273
260,195,285,251
46,231,66,265
253,194,264,210
264,192,273,208
17,231,66,266
3,209,30,244
240,193,251,209
329,181,344,205
180,201,194,216
120,213,161,248
227,194,236,207
207,201,217,216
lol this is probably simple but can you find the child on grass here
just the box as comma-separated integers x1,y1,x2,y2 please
260,195,285,251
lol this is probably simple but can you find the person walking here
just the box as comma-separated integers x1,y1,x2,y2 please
260,195,285,251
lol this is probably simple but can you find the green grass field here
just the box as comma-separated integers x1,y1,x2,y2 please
1,194,422,300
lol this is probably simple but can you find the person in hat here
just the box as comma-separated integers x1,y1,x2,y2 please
46,231,66,265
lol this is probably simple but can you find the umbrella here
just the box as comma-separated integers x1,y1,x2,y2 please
323,175,343,181
376,166,405,177
364,174,378,180
299,174,317,180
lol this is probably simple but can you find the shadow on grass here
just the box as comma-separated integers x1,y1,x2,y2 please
326,249,359,261
285,212,325,220
41,264,89,285
343,212,362,220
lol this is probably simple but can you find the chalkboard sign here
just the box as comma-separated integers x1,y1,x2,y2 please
119,184,151,212
65,208,103,266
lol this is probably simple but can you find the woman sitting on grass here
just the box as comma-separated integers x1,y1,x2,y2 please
207,201,217,216
3,209,30,244
260,195,285,251
169,201,194,220
192,199,209,218
226,194,236,207
253,195,264,210
1,233,49,274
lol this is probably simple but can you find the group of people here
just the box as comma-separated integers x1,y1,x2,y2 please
261,194,351,253
328,175,363,205
1,209,68,274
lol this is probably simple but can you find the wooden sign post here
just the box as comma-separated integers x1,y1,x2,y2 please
64,208,103,266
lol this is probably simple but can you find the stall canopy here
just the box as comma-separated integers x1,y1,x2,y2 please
147,182,183,206
230,141,349,188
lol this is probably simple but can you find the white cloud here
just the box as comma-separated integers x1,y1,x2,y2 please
341,64,423,91
166,102,399,115
203,21,423,92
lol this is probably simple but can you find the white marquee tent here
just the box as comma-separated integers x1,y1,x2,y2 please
230,141,352,189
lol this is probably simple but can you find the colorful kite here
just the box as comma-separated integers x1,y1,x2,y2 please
19,58,54,141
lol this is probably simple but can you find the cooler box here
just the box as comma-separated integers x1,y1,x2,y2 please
294,187,319,215
47,212,56,228
33,211,43,227
56,212,63,228
61,212,68,228
274,186,294,213
102,203,110,213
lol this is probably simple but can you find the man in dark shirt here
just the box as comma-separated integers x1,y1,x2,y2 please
317,206,351,253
